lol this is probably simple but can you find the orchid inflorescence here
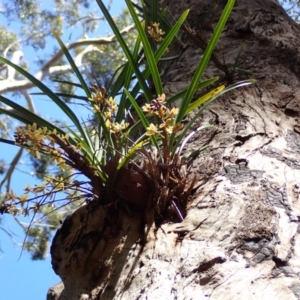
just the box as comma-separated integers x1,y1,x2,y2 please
91,85,129,135
147,22,165,43
143,94,183,137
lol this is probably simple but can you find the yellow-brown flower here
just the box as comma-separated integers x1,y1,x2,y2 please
146,123,161,136
147,22,165,42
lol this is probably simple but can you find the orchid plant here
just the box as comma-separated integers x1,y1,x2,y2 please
0,0,252,226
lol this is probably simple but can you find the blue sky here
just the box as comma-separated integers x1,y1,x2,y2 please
0,1,125,299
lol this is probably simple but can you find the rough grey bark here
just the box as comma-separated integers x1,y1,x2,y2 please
48,0,300,299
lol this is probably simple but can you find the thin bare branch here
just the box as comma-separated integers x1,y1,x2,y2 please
0,24,135,94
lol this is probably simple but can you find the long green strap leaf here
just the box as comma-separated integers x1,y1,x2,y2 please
108,63,127,98
95,0,152,101
0,56,90,146
129,9,189,101
31,92,88,101
124,89,150,130
53,32,91,99
115,30,142,122
167,77,219,105
172,79,254,156
52,79,84,89
177,124,217,155
53,33,95,150
151,0,158,23
156,9,189,61
0,95,65,135
126,0,163,94
124,88,159,149
117,138,149,171
176,0,235,123
184,85,225,116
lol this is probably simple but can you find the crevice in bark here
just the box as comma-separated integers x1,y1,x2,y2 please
284,108,299,118
175,230,189,244
272,256,288,268
197,256,226,273
234,132,265,145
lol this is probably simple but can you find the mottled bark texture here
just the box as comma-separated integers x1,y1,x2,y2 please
48,0,300,299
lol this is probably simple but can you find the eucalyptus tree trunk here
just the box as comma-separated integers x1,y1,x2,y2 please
47,0,300,299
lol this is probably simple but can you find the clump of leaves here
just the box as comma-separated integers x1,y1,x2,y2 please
0,0,253,254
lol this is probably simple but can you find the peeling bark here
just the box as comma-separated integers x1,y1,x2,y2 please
48,0,300,299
